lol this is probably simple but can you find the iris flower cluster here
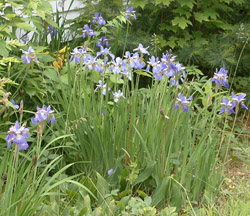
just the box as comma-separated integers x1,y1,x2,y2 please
69,42,188,104
219,93,248,114
70,9,248,112
5,104,56,151
209,65,248,114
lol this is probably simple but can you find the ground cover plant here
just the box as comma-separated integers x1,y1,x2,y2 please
0,0,249,215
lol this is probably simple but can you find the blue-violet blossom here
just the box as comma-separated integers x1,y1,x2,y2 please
31,105,56,124
133,43,150,56
94,80,110,95
96,36,109,48
231,92,248,110
219,97,235,114
20,46,37,64
211,65,229,88
108,168,113,175
6,121,29,151
113,90,125,103
82,24,96,38
174,93,192,113
92,12,106,26
125,7,136,19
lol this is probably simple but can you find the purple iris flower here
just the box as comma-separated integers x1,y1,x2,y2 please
48,24,57,36
161,50,176,64
174,93,192,113
58,0,65,7
20,46,37,64
231,92,248,110
94,80,110,95
92,12,106,26
5,121,29,151
168,62,186,86
219,97,235,114
69,47,88,63
146,56,164,80
84,54,98,70
82,24,96,38
146,56,161,73
124,51,139,68
10,99,19,109
125,7,136,19
119,67,132,80
96,36,109,48
31,105,56,124
96,46,115,60
133,43,150,56
113,90,125,103
211,65,229,88
21,34,29,43
110,57,125,74
108,168,113,175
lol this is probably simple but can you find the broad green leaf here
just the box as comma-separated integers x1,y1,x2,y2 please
0,25,11,35
209,20,233,30
161,206,177,215
60,74,68,85
14,22,38,33
5,13,19,19
38,54,55,63
194,12,209,22
205,81,212,94
25,87,36,97
132,0,147,8
178,0,194,8
36,46,48,53
110,74,124,84
101,26,107,33
44,68,58,81
96,172,109,204
134,70,152,78
44,18,58,28
28,1,38,10
152,176,170,206
171,17,192,29
133,162,156,186
37,11,45,19
0,41,9,57
144,196,152,206
203,8,219,19
166,36,177,48
155,0,174,6
177,38,187,48
37,0,53,12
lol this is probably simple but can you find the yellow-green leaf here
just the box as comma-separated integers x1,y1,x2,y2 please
155,0,174,6
171,17,192,29
14,22,38,33
134,70,152,78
